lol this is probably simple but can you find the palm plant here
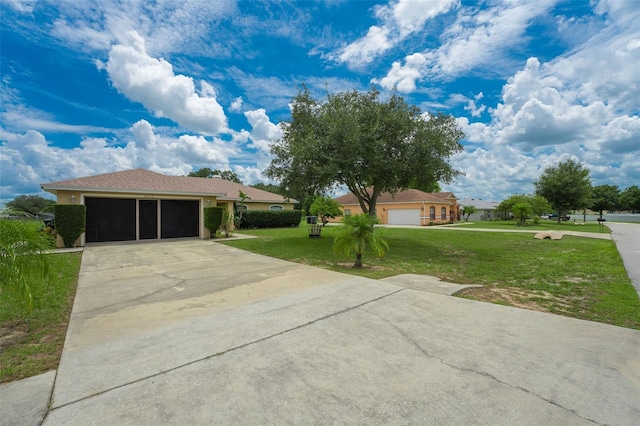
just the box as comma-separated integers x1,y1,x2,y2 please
0,218,52,312
333,213,388,268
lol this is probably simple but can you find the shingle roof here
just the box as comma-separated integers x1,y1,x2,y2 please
457,199,500,210
41,169,294,203
335,188,457,205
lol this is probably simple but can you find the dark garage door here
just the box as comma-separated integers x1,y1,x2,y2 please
86,198,136,243
161,200,199,239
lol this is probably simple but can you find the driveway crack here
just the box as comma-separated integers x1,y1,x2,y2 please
49,287,406,412
367,311,602,425
77,273,186,314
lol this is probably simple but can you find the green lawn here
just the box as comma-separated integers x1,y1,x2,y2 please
224,226,640,329
0,252,81,383
456,219,608,233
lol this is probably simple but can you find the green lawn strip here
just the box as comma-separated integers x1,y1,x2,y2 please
457,219,608,233
0,252,81,383
226,227,640,329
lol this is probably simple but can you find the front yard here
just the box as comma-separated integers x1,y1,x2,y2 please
224,226,640,330
0,252,81,383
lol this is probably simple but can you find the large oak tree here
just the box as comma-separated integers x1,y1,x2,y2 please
267,87,464,217
591,184,621,218
534,159,592,223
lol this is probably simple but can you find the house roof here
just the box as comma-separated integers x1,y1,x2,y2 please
458,198,500,210
41,169,294,203
335,188,457,205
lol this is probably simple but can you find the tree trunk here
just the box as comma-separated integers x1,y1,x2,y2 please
353,253,362,268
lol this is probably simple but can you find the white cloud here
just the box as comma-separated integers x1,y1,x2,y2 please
464,92,486,117
338,26,393,66
243,109,283,153
376,0,557,91
0,120,240,202
372,53,427,92
106,31,228,136
47,0,235,56
337,0,458,68
229,96,243,113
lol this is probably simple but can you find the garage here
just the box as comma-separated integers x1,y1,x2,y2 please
388,209,421,225
85,198,199,243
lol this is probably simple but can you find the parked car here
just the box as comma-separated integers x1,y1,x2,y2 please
549,213,570,221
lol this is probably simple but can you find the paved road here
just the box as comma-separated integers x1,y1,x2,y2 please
11,239,634,425
607,222,640,295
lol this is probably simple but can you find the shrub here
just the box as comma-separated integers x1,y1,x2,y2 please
220,208,233,238
237,210,302,229
204,207,224,237
0,220,52,312
54,205,86,248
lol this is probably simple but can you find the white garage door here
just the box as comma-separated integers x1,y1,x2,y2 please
388,209,421,225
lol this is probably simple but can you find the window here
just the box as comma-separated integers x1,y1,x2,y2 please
270,205,283,211
441,207,446,220
429,206,435,220
344,209,351,216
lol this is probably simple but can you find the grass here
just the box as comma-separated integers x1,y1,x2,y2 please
0,252,81,383
456,219,608,233
224,226,640,330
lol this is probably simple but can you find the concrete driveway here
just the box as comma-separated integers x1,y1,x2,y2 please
31,240,640,424
607,222,640,295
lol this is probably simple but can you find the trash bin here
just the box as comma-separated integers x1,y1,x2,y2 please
306,216,318,224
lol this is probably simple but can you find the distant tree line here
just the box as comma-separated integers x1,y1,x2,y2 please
495,159,640,223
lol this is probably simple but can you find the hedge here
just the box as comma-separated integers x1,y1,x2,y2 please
54,204,86,247
204,207,224,237
236,210,302,229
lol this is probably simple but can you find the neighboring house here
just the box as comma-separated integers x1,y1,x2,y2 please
458,198,501,221
334,189,460,226
41,168,295,247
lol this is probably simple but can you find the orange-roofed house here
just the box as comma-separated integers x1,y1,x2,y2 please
334,189,460,226
41,169,296,247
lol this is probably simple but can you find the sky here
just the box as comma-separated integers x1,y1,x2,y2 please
1,0,639,206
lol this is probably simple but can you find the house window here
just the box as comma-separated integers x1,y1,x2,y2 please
429,206,435,220
441,207,446,220
344,209,351,216
270,205,283,211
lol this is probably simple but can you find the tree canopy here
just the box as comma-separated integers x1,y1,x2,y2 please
534,159,592,222
250,183,283,195
6,195,55,216
591,184,620,218
188,168,242,183
620,185,640,213
267,86,464,217
461,205,477,222
309,196,342,226
497,194,551,218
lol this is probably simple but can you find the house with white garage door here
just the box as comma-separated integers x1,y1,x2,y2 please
334,189,460,226
41,168,296,247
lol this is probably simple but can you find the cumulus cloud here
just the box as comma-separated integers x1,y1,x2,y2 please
243,109,283,153
229,97,243,113
0,120,240,201
106,31,228,135
337,0,458,68
464,92,486,118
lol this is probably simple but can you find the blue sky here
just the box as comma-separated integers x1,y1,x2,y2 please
1,0,639,205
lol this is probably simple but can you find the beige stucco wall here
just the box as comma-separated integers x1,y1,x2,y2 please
337,200,460,225
53,190,216,247
243,201,295,211
50,190,297,246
